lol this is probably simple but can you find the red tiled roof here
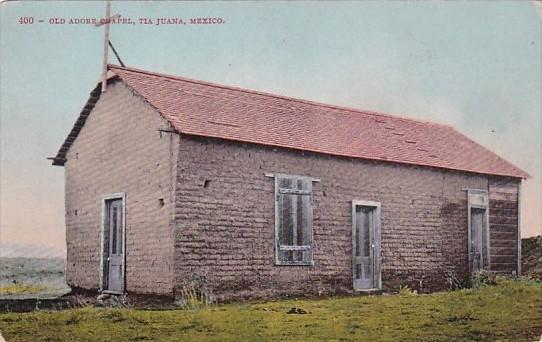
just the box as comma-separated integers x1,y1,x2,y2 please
53,64,529,179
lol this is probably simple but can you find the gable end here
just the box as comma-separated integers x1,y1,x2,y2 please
51,84,102,166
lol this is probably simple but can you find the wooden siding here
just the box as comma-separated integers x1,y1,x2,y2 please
488,178,520,274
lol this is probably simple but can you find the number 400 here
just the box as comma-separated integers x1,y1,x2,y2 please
19,17,34,24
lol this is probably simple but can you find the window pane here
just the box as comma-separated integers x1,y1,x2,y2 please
355,207,362,257
117,205,123,254
362,208,371,257
103,210,110,288
111,207,118,254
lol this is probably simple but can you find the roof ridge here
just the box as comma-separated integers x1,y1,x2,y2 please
107,64,451,129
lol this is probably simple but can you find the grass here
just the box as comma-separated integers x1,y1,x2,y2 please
0,284,49,295
0,278,541,341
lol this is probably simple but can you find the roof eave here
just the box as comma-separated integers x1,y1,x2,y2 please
50,84,103,166
53,65,531,181
178,132,530,180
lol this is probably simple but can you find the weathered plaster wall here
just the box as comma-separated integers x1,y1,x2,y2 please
64,81,178,295
173,136,516,300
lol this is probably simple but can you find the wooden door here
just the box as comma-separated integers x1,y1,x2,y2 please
352,201,381,290
105,198,124,292
470,207,487,273
468,190,489,274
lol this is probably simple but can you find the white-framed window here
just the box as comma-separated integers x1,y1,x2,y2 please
271,174,316,265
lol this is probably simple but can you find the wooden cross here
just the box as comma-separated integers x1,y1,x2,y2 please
95,1,121,93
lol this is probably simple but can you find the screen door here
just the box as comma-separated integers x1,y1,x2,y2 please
352,201,381,290
103,198,124,292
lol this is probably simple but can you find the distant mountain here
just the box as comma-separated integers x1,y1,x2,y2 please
0,243,66,259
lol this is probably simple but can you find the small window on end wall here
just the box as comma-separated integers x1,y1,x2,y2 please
273,175,315,265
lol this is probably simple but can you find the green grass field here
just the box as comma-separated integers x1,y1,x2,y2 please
0,283,49,295
0,278,540,342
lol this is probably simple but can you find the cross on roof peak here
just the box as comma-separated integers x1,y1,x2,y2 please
96,1,124,92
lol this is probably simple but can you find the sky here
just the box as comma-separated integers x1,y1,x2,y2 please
1,1,541,253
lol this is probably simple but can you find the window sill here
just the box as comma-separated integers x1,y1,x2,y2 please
274,261,315,266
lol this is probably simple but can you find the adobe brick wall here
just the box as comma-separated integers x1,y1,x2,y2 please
173,136,517,300
64,81,178,295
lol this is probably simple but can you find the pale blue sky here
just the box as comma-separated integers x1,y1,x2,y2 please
1,1,540,250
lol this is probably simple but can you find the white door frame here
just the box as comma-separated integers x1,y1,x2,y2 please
99,192,126,293
352,200,382,291
467,189,490,274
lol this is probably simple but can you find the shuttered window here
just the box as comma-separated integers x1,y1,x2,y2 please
275,176,313,265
